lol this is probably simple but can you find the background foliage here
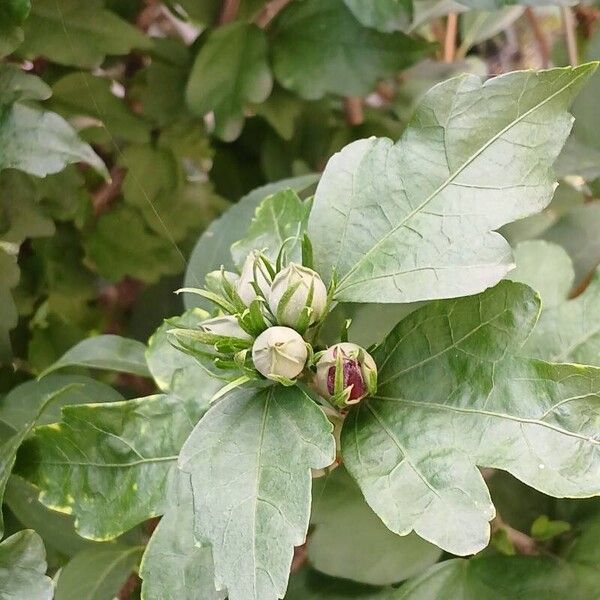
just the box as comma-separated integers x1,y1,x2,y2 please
1,0,600,598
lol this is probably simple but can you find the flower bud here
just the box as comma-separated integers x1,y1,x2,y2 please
236,251,273,306
205,270,239,295
200,315,252,341
268,263,327,328
252,326,308,380
314,342,377,406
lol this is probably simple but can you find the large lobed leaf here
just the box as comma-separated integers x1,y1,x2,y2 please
308,64,597,303
179,385,336,600
0,530,53,600
343,281,600,555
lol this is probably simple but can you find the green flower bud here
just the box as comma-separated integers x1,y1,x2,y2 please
313,342,377,406
200,316,252,341
252,326,308,380
236,251,273,306
268,263,327,328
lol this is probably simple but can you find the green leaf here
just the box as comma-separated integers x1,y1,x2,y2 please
309,467,441,585
231,189,311,269
51,72,151,144
530,515,571,541
54,544,143,600
395,556,578,599
0,530,53,600
186,22,272,141
0,63,50,105
458,7,523,55
1,383,78,537
140,473,225,600
507,240,574,309
5,475,99,557
19,0,151,68
252,86,303,140
541,201,600,288
0,103,108,178
271,0,432,100
343,0,412,32
23,393,203,540
179,385,336,600
0,374,123,435
523,268,600,365
0,248,19,362
286,569,392,599
308,64,597,303
0,0,31,57
41,335,151,378
342,281,600,556
83,204,183,283
184,174,319,308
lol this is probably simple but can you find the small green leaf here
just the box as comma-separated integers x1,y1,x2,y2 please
0,0,31,57
231,189,311,269
0,63,50,105
309,467,442,585
140,473,225,600
179,385,335,600
343,281,600,556
507,240,574,309
523,269,600,365
19,0,151,68
343,0,412,33
308,64,597,303
0,248,19,361
186,22,272,141
51,72,151,144
272,0,432,100
23,393,204,540
41,335,151,378
0,530,53,600
531,515,571,541
286,569,392,599
54,544,143,600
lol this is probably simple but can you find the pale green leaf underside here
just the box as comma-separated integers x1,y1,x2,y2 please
41,335,151,378
27,393,204,540
0,530,53,600
309,467,441,585
343,281,600,555
55,544,143,600
140,473,225,600
231,189,311,269
179,385,335,600
309,64,597,303
523,268,600,366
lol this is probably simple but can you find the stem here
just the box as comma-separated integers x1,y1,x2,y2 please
443,13,458,63
562,6,578,66
92,166,126,217
492,514,539,555
255,0,293,28
343,97,364,126
219,0,240,25
524,8,550,68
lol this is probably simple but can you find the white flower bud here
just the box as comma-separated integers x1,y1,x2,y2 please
205,270,239,295
200,315,252,340
236,251,272,306
252,326,308,380
313,342,377,406
268,263,327,328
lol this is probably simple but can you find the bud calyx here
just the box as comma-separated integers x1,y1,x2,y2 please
252,326,308,381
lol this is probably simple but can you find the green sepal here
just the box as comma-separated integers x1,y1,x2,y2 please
175,287,237,315
301,233,313,269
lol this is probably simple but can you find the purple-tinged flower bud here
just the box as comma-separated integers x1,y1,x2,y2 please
313,342,377,406
252,326,308,380
268,263,327,329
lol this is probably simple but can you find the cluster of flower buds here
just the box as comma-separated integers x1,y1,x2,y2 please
170,245,378,405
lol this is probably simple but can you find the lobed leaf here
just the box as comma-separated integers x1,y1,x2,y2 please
308,64,597,303
179,385,336,600
343,281,600,555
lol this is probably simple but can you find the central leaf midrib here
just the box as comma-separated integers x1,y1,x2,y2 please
337,69,589,291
